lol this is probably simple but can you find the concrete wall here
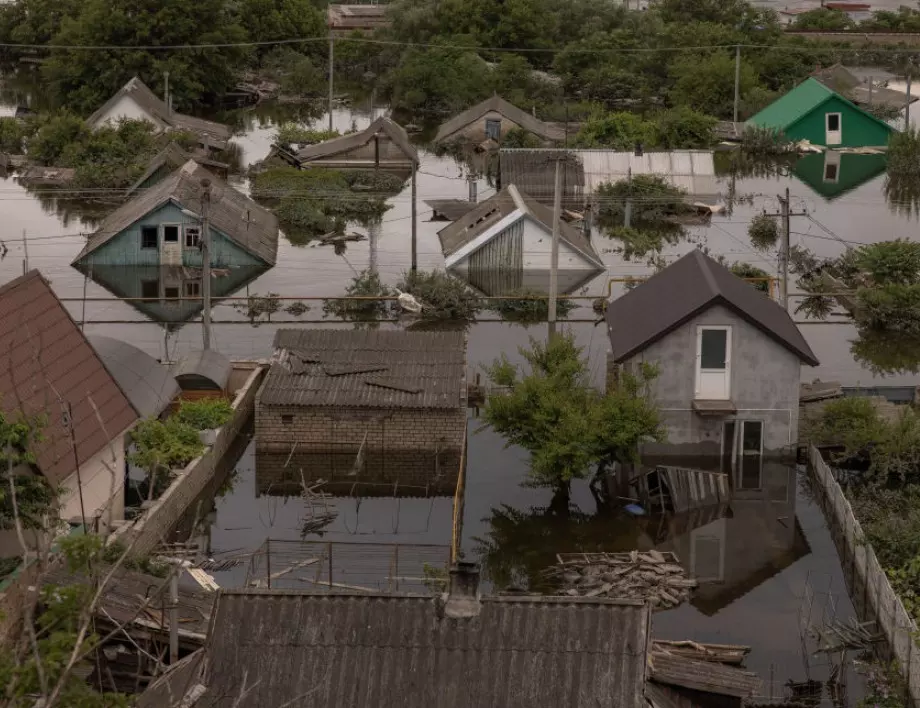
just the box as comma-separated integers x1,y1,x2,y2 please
91,95,161,131
255,405,467,455
59,429,129,532
108,364,264,558
79,202,265,268
617,304,803,459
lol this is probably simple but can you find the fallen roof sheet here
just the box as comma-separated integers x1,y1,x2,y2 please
648,647,761,698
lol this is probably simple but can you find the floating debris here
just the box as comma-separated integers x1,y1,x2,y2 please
548,551,697,609
808,617,885,653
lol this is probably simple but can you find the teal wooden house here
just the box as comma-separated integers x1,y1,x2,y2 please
746,77,896,148
72,160,279,268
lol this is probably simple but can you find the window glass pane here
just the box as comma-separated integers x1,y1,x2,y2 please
700,329,727,369
163,225,179,242
827,114,840,131
141,226,158,249
185,227,200,248
164,286,179,299
824,164,838,181
485,119,501,140
721,421,735,476
740,420,763,489
742,420,762,452
140,280,158,298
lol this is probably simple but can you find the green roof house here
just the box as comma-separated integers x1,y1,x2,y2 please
747,77,896,148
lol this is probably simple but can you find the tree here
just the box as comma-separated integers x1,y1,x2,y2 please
573,111,657,149
482,332,664,495
792,8,854,30
238,0,325,54
42,0,250,113
652,105,716,148
668,52,758,119
386,45,492,114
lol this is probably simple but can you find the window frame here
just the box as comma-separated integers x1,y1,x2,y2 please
162,224,180,244
695,325,732,399
140,279,159,299
184,225,201,249
140,225,158,250
184,281,201,297
722,418,764,491
485,118,502,141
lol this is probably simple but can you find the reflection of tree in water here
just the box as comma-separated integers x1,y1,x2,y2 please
884,173,920,219
474,487,640,592
852,329,920,375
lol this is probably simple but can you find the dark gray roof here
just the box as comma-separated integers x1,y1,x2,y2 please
437,184,603,269
295,116,418,165
170,349,232,391
137,650,205,708
425,198,478,221
126,142,229,197
433,95,566,144
198,590,650,708
259,329,466,409
88,335,180,418
605,250,819,366
73,160,279,266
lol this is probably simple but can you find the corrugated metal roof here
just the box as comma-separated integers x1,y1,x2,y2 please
259,329,466,409
170,349,232,391
434,95,566,144
73,160,279,266
605,250,819,365
746,77,837,131
0,271,138,486
88,335,179,418
199,590,650,708
499,149,719,204
296,116,418,165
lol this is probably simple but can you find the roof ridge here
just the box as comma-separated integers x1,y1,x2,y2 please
0,269,42,298
694,250,722,297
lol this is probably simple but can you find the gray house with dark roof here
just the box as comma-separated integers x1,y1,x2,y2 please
606,250,819,469
433,95,566,147
293,116,418,175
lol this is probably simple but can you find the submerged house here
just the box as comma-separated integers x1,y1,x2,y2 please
606,250,819,469
433,95,566,147
72,161,279,269
293,116,418,174
255,329,467,487
0,272,138,536
438,184,604,295
746,77,896,148
126,142,230,197
87,77,231,151
811,63,916,112
138,564,652,708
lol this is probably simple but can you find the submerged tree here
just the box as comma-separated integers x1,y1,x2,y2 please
482,332,664,496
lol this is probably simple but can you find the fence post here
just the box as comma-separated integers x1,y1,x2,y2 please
266,538,271,589
328,541,333,589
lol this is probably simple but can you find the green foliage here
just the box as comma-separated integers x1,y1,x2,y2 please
857,240,920,286
488,289,576,324
651,106,716,149
604,225,682,261
863,6,920,31
397,269,481,320
573,111,656,150
275,124,340,151
596,174,691,226
887,126,920,178
237,0,324,52
727,261,771,293
0,555,20,580
741,125,793,155
0,474,55,531
0,117,25,153
128,417,205,480
259,46,326,96
483,332,664,489
175,398,233,431
668,52,758,119
792,8,853,30
501,127,544,149
808,396,887,459
322,269,394,322
856,660,908,708
386,46,492,114
748,213,779,250
233,292,282,322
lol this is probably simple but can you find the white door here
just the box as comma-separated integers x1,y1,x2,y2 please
825,113,842,146
160,224,182,266
695,326,731,399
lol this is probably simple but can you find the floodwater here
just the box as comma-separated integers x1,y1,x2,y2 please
1,77,913,704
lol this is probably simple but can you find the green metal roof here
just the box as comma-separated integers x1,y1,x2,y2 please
747,77,896,135
747,78,836,130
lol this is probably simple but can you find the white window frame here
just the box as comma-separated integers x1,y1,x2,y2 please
721,418,765,491
825,112,842,145
823,151,841,183
695,325,732,400
184,225,201,249
690,520,726,583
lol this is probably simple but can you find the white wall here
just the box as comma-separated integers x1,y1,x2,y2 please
91,95,162,132
59,431,128,532
521,218,595,271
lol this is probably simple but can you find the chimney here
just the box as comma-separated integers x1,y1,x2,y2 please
634,142,643,157
443,561,481,618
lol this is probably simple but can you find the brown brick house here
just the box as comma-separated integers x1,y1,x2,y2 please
255,329,467,478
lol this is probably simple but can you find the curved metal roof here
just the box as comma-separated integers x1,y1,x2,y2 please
170,349,232,391
87,335,180,418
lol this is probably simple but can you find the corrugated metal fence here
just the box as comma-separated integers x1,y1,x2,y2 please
809,444,920,706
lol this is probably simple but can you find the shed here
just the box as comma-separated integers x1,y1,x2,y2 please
433,95,566,146
148,565,651,708
499,149,719,207
88,335,180,418
170,349,232,392
72,160,279,268
438,184,603,284
327,4,390,32
746,77,896,148
87,77,231,151
294,116,418,173
255,329,467,455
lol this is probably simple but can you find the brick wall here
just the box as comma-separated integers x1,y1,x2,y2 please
255,405,467,455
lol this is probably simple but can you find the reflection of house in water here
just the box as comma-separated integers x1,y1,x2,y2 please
646,463,810,615
792,151,887,201
438,184,604,295
75,264,267,326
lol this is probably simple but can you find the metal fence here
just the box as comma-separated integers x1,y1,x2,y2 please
245,539,450,595
809,444,920,706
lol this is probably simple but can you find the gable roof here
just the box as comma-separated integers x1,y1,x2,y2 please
811,63,917,110
295,116,418,164
0,272,138,486
438,184,603,269
87,335,179,418
73,160,279,266
259,329,466,409
195,589,649,708
605,250,819,366
747,77,896,135
87,77,231,148
126,142,229,197
433,95,566,144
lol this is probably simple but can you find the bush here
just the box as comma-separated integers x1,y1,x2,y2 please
275,124,340,150
128,417,205,476
888,127,920,178
573,111,657,149
397,269,481,320
748,213,779,250
323,269,394,322
652,106,716,149
501,127,544,149
741,125,792,155
175,398,234,430
727,261,771,293
488,289,576,323
0,117,24,153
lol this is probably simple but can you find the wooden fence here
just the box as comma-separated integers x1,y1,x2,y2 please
450,434,468,564
809,444,920,706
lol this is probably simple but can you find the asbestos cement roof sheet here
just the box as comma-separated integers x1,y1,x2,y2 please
87,335,179,418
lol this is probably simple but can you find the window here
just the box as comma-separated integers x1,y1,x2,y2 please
700,329,728,369
185,226,201,248
826,113,840,132
720,420,735,476
163,225,179,243
140,280,159,299
141,226,158,249
692,535,723,582
696,326,731,400
485,118,501,140
823,163,839,182
739,420,763,490
184,281,201,297
164,286,180,300
281,414,294,426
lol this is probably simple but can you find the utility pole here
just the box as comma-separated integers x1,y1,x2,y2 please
411,161,418,273
21,229,28,273
168,571,179,665
164,70,170,116
779,188,790,310
328,29,335,133
200,179,212,350
733,45,741,127
548,158,563,334
906,73,912,131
